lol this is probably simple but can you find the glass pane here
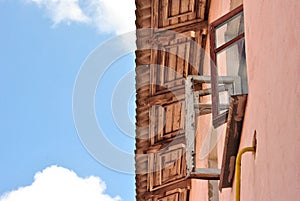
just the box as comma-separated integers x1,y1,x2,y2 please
216,38,245,77
215,12,244,48
219,89,230,114
216,38,248,112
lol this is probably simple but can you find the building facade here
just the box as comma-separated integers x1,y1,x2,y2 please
135,0,300,200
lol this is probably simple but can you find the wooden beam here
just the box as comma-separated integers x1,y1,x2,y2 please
189,168,221,180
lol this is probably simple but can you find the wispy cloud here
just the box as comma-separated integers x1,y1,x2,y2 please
26,0,136,34
86,0,136,34
28,0,90,25
0,166,121,201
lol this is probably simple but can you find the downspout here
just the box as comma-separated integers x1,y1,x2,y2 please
235,146,256,201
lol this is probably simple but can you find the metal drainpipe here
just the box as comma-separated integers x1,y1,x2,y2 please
235,147,256,201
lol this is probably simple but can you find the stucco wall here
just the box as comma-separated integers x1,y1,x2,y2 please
236,1,300,200
192,0,300,200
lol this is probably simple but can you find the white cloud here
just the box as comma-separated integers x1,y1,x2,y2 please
0,166,121,201
28,0,90,25
86,0,136,34
26,0,136,34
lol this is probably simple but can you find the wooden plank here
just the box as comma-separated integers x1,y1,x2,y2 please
188,0,196,20
180,101,185,130
188,40,198,75
179,0,189,22
144,179,191,198
195,103,229,110
189,168,221,180
166,46,177,87
176,43,185,79
175,151,182,176
164,78,185,89
169,0,179,25
172,102,181,131
157,50,166,93
147,135,185,152
152,84,185,97
160,0,169,27
150,48,158,95
157,105,165,142
155,154,161,187
147,87,185,106
161,154,170,183
151,0,159,28
149,106,156,145
147,154,154,191
219,95,248,190
183,42,190,77
156,18,206,31
164,104,174,133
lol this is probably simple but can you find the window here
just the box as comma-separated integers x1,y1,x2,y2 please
209,5,248,128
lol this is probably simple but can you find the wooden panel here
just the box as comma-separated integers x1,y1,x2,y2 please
148,145,187,191
153,0,203,29
145,179,191,200
158,192,179,201
147,188,189,201
150,101,185,144
152,39,194,94
219,95,247,190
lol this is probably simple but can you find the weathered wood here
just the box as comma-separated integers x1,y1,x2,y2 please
176,48,184,80
147,145,187,191
157,105,165,142
147,87,185,106
167,46,177,83
166,20,207,33
179,0,190,22
144,179,191,199
189,168,221,180
185,76,196,175
219,95,248,190
169,0,180,24
135,0,209,200
147,135,186,152
153,0,204,29
165,104,174,133
173,102,182,131
184,42,191,77
194,103,229,110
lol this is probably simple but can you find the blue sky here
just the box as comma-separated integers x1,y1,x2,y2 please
0,1,136,200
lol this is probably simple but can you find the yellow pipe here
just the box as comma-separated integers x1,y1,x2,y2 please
235,147,256,201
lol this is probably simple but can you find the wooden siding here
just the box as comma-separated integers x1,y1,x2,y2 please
147,144,187,191
152,0,206,29
145,180,191,200
150,30,205,95
135,0,209,200
149,100,185,145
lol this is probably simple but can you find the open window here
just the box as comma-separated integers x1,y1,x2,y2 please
209,5,248,128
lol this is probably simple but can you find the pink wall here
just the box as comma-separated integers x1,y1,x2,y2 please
237,1,300,200
192,0,300,200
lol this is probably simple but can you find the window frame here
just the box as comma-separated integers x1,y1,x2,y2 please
209,5,245,128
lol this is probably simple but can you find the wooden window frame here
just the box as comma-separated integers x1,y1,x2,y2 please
209,5,245,128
